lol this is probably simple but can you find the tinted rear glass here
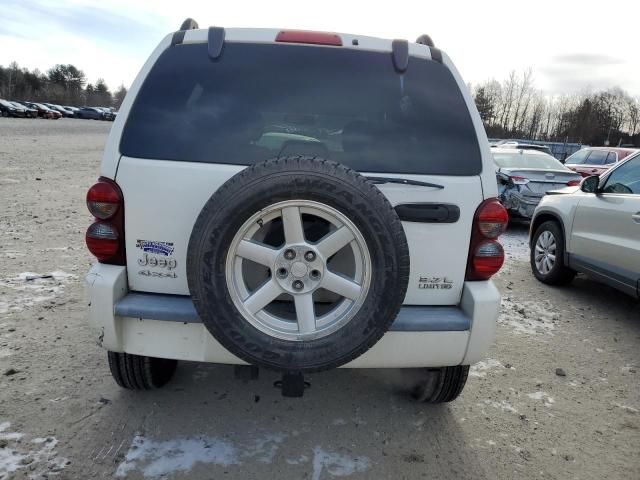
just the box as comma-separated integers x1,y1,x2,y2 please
120,42,481,175
586,150,608,165
566,149,589,164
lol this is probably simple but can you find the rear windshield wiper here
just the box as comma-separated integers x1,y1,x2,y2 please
366,176,445,189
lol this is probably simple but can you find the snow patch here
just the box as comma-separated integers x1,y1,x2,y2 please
527,391,555,407
286,454,309,465
499,298,559,336
0,271,76,313
615,403,639,414
115,432,286,478
311,447,370,480
470,359,503,378
0,423,68,478
481,399,519,414
500,228,530,262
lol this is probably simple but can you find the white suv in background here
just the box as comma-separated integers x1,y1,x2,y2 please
530,152,640,297
85,19,507,402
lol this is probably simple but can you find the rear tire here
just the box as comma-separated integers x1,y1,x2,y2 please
411,366,470,403
107,351,177,390
187,156,410,373
530,221,575,285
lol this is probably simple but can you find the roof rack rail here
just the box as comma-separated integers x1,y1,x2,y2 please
179,18,199,30
415,34,435,47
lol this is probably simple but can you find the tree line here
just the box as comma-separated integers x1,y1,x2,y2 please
473,69,639,146
0,61,127,108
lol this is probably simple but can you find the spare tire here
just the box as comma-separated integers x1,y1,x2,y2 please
187,156,409,372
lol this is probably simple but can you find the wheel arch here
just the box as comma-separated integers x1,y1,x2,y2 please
530,211,568,263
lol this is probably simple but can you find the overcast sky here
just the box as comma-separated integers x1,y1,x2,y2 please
1,0,638,96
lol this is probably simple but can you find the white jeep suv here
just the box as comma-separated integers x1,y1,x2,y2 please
530,152,640,297
85,19,506,401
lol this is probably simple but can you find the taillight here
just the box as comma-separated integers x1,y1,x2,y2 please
466,199,508,280
509,176,529,185
477,200,509,238
87,180,120,219
275,30,343,46
85,177,125,265
566,179,581,186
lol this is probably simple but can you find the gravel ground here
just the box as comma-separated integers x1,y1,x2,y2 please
0,118,639,480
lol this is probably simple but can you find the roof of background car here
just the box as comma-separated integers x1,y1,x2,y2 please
580,146,639,153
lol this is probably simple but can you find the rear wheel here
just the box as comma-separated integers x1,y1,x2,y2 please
107,351,177,390
530,221,575,285
411,366,470,403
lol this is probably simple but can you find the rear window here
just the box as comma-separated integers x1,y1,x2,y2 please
120,42,481,175
585,150,608,165
566,149,589,165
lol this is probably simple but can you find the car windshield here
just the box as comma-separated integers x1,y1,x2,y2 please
121,42,482,175
0,99,12,107
493,151,566,170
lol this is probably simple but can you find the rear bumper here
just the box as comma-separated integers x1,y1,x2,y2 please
86,264,500,368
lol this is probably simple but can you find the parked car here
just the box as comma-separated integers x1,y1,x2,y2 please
0,99,28,117
493,147,582,219
85,20,508,402
25,102,61,119
64,106,80,116
492,140,553,156
10,101,37,118
564,147,638,177
95,107,116,121
530,152,640,297
76,107,105,120
44,103,75,117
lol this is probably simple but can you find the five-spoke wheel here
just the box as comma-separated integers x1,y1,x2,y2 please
226,200,371,341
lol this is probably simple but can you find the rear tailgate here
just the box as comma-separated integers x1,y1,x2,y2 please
112,35,488,307
117,159,483,305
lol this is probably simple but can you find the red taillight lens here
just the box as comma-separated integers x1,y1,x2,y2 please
472,241,505,279
275,30,343,46
85,177,125,265
87,179,121,219
86,222,119,261
466,199,508,280
566,179,581,186
477,199,509,238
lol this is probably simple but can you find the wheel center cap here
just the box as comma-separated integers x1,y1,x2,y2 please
291,261,308,278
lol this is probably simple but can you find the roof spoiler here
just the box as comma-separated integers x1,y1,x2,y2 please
172,17,199,45
172,18,226,60
415,34,442,63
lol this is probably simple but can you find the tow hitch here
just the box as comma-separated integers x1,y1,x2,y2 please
274,372,309,398
234,366,310,397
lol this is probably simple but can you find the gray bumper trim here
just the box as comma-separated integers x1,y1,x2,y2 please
115,293,471,332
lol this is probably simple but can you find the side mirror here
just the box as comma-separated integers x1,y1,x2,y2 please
581,175,600,193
